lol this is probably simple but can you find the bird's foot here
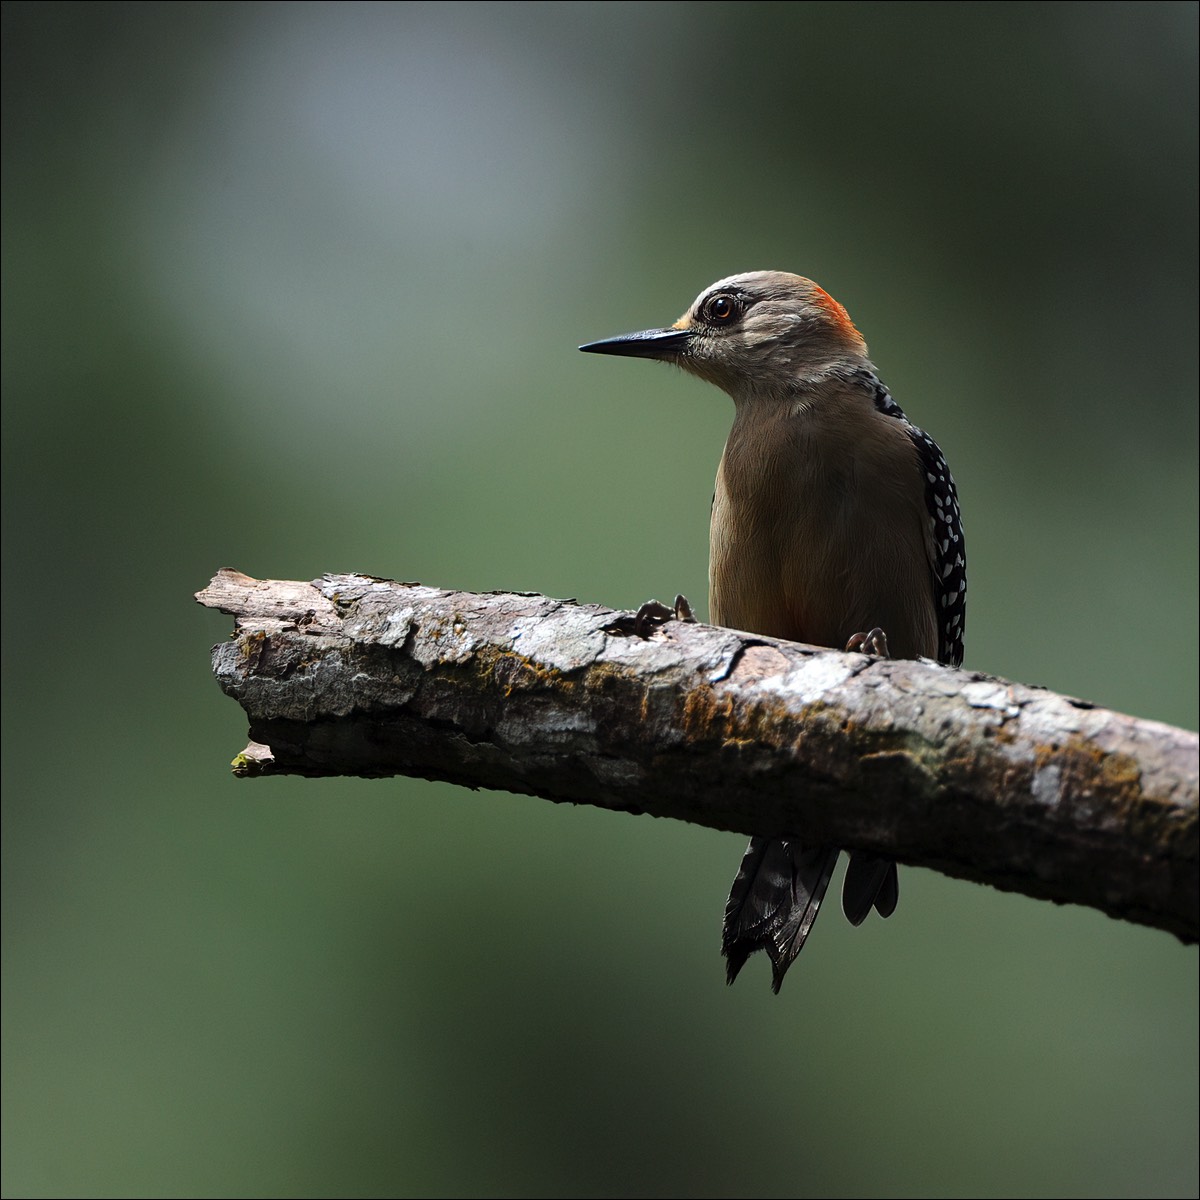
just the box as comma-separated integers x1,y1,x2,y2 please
605,594,695,638
845,626,890,657
634,593,695,637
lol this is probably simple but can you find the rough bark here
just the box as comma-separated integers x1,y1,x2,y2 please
196,569,1199,943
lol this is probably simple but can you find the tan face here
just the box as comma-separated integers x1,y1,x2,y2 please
579,270,868,400
668,271,868,395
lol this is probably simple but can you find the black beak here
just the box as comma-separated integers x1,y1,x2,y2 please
578,327,693,359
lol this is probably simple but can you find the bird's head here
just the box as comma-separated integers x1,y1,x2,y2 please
580,271,870,401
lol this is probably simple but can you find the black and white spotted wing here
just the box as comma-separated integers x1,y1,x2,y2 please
857,369,967,668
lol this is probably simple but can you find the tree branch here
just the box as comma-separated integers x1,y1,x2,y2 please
196,569,1198,943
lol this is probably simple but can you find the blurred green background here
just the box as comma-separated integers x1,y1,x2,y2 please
3,3,1197,1197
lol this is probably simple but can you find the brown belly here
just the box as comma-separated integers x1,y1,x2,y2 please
708,479,937,659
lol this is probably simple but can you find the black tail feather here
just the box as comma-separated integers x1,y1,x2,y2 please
872,859,899,919
842,852,900,925
722,837,839,992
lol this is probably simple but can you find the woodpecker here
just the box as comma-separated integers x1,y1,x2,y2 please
580,270,966,992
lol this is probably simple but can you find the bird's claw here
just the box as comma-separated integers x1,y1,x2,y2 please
634,594,695,636
601,594,694,637
615,593,694,638
845,626,890,657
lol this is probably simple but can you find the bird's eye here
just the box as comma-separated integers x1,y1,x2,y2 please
706,294,739,324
